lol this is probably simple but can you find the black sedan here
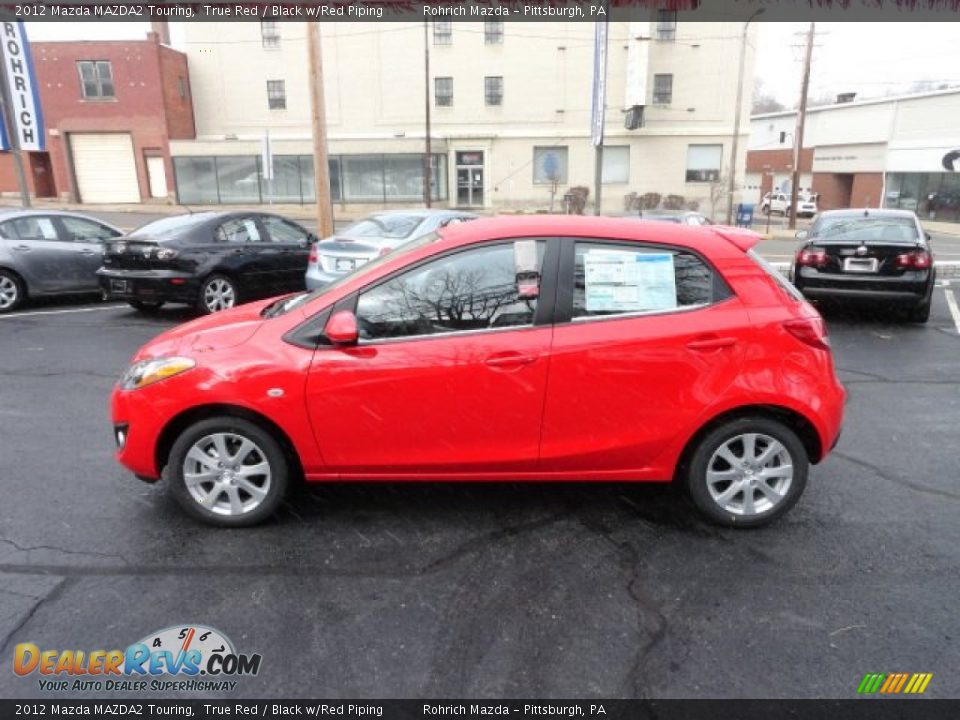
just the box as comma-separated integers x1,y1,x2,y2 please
97,212,315,314
790,209,935,322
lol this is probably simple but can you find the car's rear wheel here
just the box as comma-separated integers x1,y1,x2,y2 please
168,417,288,527
128,300,165,313
198,275,238,314
684,416,808,528
0,269,25,313
907,299,931,323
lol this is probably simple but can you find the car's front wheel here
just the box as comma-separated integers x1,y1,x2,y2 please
0,269,25,313
197,275,239,314
168,417,289,527
684,416,808,528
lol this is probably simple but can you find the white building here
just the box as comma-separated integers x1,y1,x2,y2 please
746,89,960,223
171,18,756,216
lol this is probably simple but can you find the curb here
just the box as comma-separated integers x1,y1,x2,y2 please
770,261,960,279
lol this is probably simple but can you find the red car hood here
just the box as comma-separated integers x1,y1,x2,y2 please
134,298,276,360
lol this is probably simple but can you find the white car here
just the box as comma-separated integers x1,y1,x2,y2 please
761,192,818,218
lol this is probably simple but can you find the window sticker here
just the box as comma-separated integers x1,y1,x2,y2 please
584,250,677,313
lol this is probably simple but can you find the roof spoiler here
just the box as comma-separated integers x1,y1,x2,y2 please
709,227,763,253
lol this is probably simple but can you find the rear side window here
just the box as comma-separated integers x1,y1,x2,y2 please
747,249,803,301
572,242,730,319
1,217,58,241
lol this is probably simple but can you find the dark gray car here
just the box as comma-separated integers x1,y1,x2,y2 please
0,210,124,312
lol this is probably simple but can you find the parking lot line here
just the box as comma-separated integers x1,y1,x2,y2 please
0,304,126,320
945,289,960,334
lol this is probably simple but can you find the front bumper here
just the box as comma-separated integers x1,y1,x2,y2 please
111,385,168,480
97,268,199,304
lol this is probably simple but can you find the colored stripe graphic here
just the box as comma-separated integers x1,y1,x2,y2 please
858,672,932,694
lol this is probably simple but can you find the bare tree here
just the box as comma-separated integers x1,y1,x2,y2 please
752,79,788,114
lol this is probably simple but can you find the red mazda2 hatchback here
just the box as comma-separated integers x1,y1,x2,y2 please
111,216,845,528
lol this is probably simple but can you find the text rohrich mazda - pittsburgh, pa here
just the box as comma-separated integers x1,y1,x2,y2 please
110,216,846,528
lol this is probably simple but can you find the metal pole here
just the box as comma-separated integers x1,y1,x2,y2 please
593,146,603,216
423,21,432,208
307,22,334,237
726,8,763,226
789,22,815,231
0,62,31,208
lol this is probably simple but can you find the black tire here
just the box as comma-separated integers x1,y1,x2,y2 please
196,274,239,315
907,299,931,323
167,416,289,527
0,268,25,313
128,300,165,313
683,416,809,528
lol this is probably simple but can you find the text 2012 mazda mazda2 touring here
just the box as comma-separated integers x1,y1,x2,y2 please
112,216,846,528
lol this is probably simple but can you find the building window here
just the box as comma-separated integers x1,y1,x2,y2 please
435,77,453,107
261,20,280,49
433,21,452,45
602,146,630,184
656,10,678,41
267,80,286,110
77,61,114,99
485,76,503,106
484,22,504,44
653,74,673,104
177,76,187,99
533,146,568,185
686,144,722,183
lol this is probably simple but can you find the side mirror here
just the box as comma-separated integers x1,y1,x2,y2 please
795,230,809,240
324,310,359,345
925,231,932,242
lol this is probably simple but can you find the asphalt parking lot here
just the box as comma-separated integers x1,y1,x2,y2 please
1,282,959,699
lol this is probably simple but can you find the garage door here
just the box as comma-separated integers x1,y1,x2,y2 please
70,133,140,203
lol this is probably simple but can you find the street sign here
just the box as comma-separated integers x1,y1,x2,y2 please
0,21,44,152
261,131,273,180
590,20,608,148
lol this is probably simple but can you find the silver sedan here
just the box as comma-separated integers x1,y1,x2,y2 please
305,209,477,289
0,209,123,313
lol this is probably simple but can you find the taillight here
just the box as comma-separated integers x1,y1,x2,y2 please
895,250,932,269
783,317,830,350
796,248,828,267
308,244,318,263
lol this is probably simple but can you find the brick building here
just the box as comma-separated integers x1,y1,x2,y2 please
746,89,960,223
0,29,194,203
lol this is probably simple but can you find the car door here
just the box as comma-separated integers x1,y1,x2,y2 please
539,239,749,474
214,216,276,296
0,215,78,293
55,215,122,291
304,239,555,475
258,215,312,291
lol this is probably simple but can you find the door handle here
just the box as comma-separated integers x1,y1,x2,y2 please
686,336,737,352
484,352,537,369
12,244,31,252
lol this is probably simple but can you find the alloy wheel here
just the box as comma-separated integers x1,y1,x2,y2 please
0,274,19,310
182,432,272,516
203,278,236,313
705,432,794,517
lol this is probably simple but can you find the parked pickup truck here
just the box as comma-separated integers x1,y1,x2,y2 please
761,192,818,218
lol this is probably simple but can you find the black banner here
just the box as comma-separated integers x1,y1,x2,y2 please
3,701,960,720
1,0,960,22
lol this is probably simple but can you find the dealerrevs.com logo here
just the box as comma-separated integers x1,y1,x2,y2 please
13,624,262,693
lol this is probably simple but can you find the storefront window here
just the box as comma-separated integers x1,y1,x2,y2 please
885,172,960,223
263,155,301,203
173,157,219,204
216,156,261,203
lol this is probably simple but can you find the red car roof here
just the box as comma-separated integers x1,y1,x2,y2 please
437,215,760,257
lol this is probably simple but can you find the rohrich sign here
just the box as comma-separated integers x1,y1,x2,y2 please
0,21,44,152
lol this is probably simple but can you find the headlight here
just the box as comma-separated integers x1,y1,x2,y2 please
155,248,178,260
120,356,196,390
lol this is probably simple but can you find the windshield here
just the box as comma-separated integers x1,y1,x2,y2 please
343,214,425,240
263,231,442,318
128,213,214,240
812,216,920,243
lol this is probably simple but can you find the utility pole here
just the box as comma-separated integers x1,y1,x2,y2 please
725,7,764,226
591,18,609,216
0,66,32,208
307,22,334,237
789,22,815,231
422,21,432,208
